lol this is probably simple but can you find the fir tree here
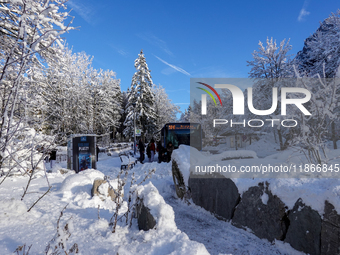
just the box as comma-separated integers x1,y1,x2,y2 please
152,84,180,130
124,50,157,140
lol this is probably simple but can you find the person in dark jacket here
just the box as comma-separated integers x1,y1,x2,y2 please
166,142,174,163
138,138,145,163
146,143,151,161
96,145,99,161
49,149,57,168
150,139,156,162
156,140,163,163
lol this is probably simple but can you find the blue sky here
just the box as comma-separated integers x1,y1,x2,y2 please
64,0,340,114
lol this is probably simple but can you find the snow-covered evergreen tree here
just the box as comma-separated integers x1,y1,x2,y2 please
152,84,180,129
179,106,192,122
117,91,129,141
124,50,157,140
91,69,122,135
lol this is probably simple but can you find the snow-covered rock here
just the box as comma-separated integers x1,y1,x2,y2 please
133,182,209,254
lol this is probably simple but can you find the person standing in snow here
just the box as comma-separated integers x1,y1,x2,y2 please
96,145,99,161
49,149,57,169
166,142,174,163
156,140,164,163
146,143,151,162
149,139,156,162
138,138,145,163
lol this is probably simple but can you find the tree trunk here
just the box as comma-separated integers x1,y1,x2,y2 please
277,129,284,150
235,134,238,150
273,128,277,143
332,121,337,149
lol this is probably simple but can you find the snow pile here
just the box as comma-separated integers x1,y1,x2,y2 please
172,145,257,186
126,182,209,255
172,145,203,186
59,169,105,194
98,182,110,197
58,169,122,211
136,182,177,230
0,199,27,217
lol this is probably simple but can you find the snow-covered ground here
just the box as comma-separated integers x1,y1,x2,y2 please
0,149,307,255
203,132,281,158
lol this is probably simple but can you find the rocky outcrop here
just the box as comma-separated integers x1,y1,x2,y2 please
91,179,118,201
232,182,288,242
321,200,340,255
294,13,340,78
136,199,156,231
285,198,321,255
173,152,340,255
188,173,240,220
58,168,75,175
172,160,187,199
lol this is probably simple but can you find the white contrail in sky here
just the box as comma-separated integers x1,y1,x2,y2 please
155,56,191,76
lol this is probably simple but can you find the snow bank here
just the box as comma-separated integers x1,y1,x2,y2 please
171,145,195,187
59,169,104,194
59,169,105,203
128,182,209,255
58,169,121,211
172,145,257,186
136,182,176,231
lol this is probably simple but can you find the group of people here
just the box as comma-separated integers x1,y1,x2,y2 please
138,138,174,164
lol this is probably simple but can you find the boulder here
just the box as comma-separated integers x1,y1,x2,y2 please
321,200,340,255
232,182,288,242
285,198,321,255
58,168,75,175
91,179,119,201
136,199,156,231
188,173,240,220
172,160,187,199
